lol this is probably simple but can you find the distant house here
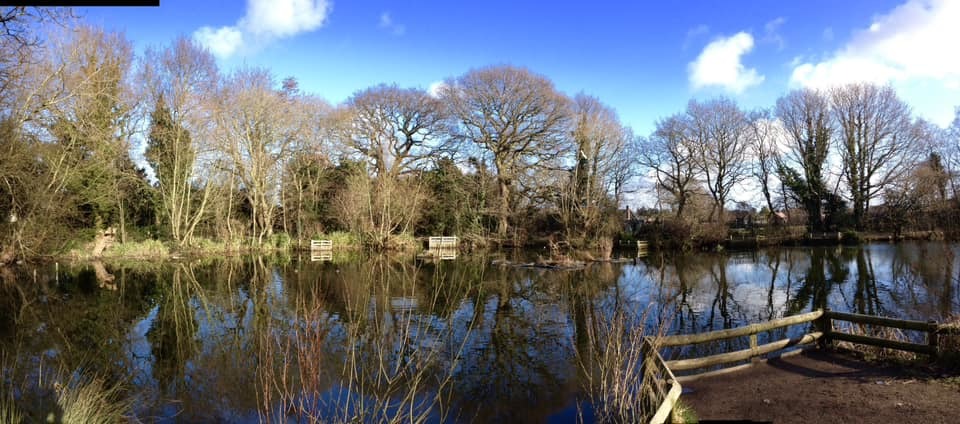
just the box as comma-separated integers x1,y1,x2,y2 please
729,209,754,228
771,211,788,225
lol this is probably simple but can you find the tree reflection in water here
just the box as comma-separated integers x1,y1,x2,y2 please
0,243,957,421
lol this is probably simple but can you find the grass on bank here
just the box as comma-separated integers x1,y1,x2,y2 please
59,228,437,260
672,399,698,423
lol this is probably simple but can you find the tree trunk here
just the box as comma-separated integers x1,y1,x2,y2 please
497,177,510,240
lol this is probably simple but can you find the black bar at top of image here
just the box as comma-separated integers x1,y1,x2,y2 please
0,0,159,6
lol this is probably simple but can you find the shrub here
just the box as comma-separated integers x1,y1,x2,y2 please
313,231,362,249
101,239,170,259
576,305,669,422
384,233,419,251
269,232,292,249
937,316,960,371
841,230,862,244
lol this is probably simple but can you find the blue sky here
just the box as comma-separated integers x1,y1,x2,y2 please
82,0,960,136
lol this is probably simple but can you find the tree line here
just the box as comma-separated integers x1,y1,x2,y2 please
2,10,960,261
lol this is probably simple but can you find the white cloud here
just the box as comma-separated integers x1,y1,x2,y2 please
790,0,960,126
194,26,244,58
378,12,406,36
427,81,446,98
688,32,764,93
791,0,960,88
762,17,787,50
193,0,332,59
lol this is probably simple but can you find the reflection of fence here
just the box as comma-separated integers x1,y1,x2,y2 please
310,251,332,262
419,248,457,260
310,239,333,251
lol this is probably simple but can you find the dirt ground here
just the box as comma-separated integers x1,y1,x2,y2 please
682,350,960,423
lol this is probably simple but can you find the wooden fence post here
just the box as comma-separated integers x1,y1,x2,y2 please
928,320,939,359
816,308,832,351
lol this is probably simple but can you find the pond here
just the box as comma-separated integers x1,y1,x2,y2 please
0,242,957,422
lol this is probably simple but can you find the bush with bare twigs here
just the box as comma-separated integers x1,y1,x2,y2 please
575,304,671,422
256,261,480,423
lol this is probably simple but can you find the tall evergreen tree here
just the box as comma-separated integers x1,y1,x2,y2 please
146,94,197,243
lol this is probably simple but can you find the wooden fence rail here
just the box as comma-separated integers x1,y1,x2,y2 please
824,310,939,356
310,239,332,251
642,337,682,424
660,310,823,347
666,332,822,371
428,236,458,249
658,310,824,381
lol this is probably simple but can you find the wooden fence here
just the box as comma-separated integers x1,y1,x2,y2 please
640,309,958,423
823,310,940,355
659,310,825,382
644,309,958,422
656,309,953,384
642,337,682,424
807,232,842,241
310,239,332,251
428,236,458,249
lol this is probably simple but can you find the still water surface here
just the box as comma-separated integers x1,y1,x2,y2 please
1,242,957,422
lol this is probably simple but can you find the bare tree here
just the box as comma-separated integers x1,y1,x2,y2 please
334,84,447,180
639,115,700,218
748,109,781,215
281,94,333,241
324,84,443,246
333,170,424,249
687,98,751,223
0,7,72,109
140,36,221,246
775,88,833,231
830,83,919,229
551,94,634,250
442,65,571,240
213,68,315,245
608,128,641,206
946,107,960,198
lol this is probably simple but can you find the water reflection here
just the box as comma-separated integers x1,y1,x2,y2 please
0,242,957,421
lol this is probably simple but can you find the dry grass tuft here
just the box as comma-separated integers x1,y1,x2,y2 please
55,374,132,424
936,315,960,370
833,321,919,362
576,305,670,422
